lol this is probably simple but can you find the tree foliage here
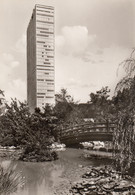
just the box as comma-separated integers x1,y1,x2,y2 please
113,50,135,174
89,87,115,122
0,90,5,115
0,99,31,146
54,88,83,125
0,99,57,161
116,49,135,92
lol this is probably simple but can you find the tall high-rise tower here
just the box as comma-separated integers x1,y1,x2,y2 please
27,4,55,112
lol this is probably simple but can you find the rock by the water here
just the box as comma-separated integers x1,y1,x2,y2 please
70,166,135,195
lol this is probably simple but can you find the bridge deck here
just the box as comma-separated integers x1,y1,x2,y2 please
59,122,116,146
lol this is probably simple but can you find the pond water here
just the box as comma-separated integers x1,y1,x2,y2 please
1,148,112,195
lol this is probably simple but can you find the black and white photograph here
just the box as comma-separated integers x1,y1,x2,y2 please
0,0,135,194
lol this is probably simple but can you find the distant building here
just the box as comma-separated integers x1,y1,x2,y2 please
27,4,55,112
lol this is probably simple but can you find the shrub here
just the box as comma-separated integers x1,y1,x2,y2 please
0,163,24,194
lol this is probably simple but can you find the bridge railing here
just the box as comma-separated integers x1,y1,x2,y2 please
59,122,116,138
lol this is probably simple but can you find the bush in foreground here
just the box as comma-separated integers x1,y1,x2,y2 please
0,163,24,194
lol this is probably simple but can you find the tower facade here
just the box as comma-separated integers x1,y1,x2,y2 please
27,4,55,112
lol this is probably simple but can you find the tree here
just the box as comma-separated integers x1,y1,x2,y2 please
0,98,58,161
54,88,83,135
89,87,115,122
55,88,74,104
115,49,135,92
54,88,74,123
112,88,130,111
0,99,31,146
90,86,110,105
43,103,54,117
0,89,5,115
113,49,135,174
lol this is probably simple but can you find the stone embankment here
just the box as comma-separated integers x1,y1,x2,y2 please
70,166,135,195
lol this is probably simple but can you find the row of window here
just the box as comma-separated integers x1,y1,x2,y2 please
37,33,54,37
37,56,54,61
37,63,54,70
37,69,54,72
37,96,44,98
37,16,54,24
37,51,53,57
37,79,44,81
37,32,54,36
37,66,54,69
37,13,54,18
37,61,50,64
37,75,54,80
37,81,54,84
37,81,54,85
37,63,54,67
47,83,54,85
37,96,54,99
37,8,54,13
36,7,54,11
37,88,54,92
37,34,49,38
37,84,54,87
37,59,53,63
37,68,54,71
37,71,54,76
36,22,54,29
46,79,54,82
37,44,54,49
36,41,54,46
37,49,54,53
36,61,54,65
37,53,54,57
37,90,54,93
45,48,54,51
37,54,54,59
37,48,54,53
37,27,49,31
37,34,53,39
37,93,46,95
37,76,54,80
47,90,54,92
37,47,54,52
37,89,54,92
37,77,45,80
37,37,53,43
37,62,54,66
47,55,54,58
40,31,53,34
37,41,54,45
37,65,54,69
46,96,54,98
37,57,54,61
37,20,54,24
37,28,54,33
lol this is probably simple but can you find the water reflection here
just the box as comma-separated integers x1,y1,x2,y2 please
1,149,112,195
11,161,65,195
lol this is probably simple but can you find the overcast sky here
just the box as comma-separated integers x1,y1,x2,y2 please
0,0,134,103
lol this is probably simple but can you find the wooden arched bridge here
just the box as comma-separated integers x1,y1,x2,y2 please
59,122,116,146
